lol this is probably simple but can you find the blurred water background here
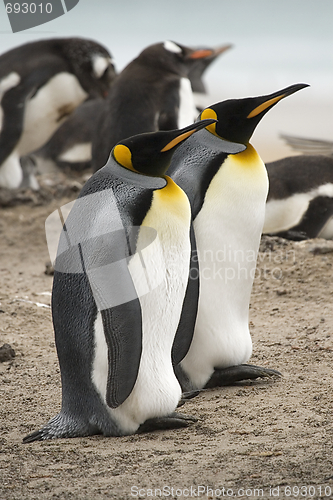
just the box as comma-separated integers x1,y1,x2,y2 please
0,0,332,162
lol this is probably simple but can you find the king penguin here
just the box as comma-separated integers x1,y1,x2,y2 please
22,117,234,442
0,37,116,189
264,154,333,240
167,83,309,391
91,41,214,173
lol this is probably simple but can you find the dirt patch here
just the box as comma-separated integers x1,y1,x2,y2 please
0,179,332,500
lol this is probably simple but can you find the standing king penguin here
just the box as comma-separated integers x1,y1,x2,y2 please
0,37,116,189
91,41,215,173
168,83,309,391
23,117,241,442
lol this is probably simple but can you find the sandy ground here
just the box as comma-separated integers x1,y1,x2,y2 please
0,173,333,500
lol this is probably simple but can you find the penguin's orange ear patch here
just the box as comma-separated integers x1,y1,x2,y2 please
113,144,136,171
200,108,218,136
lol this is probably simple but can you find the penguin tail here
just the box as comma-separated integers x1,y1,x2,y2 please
22,412,90,443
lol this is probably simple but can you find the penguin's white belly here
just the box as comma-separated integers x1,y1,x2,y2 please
17,72,88,155
93,179,191,433
177,77,197,129
59,142,92,163
264,183,333,234
0,150,22,189
181,146,269,389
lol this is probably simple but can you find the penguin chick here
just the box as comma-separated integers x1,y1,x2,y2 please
23,118,218,442
168,83,309,390
0,37,116,189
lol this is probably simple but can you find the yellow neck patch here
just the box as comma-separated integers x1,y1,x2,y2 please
113,144,137,172
200,108,218,136
247,94,286,118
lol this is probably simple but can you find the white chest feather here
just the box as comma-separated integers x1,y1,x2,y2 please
0,151,22,189
17,72,88,155
59,142,92,163
264,183,333,235
177,77,197,129
181,145,269,389
92,178,191,433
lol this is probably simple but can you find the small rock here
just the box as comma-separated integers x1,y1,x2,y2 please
45,262,54,276
0,343,16,362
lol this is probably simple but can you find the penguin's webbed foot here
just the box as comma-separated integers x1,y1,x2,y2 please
137,412,197,433
177,389,201,407
205,364,282,388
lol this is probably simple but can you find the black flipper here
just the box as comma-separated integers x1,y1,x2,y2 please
81,229,143,409
101,300,142,408
172,224,199,365
204,364,282,388
137,412,198,433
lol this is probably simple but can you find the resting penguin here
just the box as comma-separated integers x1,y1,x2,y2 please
23,117,229,442
264,154,333,240
31,43,229,175
168,83,309,391
0,37,116,189
91,40,214,172
30,98,106,174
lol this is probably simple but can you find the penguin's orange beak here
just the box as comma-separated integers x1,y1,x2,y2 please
189,49,214,59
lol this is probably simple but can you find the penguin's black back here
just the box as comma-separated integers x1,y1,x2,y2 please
267,155,333,200
91,42,195,172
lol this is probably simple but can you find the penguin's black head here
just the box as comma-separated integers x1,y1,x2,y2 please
138,41,215,78
200,83,309,145
60,38,117,98
112,119,216,177
188,44,233,94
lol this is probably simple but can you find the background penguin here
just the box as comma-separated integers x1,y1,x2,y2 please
0,37,116,189
264,154,333,240
29,98,106,175
91,41,214,173
30,42,231,175
280,133,333,156
168,83,309,391
188,44,232,113
23,118,223,442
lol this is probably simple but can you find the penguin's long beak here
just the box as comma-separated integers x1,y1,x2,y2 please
161,119,217,152
189,49,214,59
247,83,310,119
212,44,233,57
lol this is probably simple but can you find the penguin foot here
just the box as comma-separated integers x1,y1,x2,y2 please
137,412,198,433
23,412,105,443
177,389,201,407
205,364,282,388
